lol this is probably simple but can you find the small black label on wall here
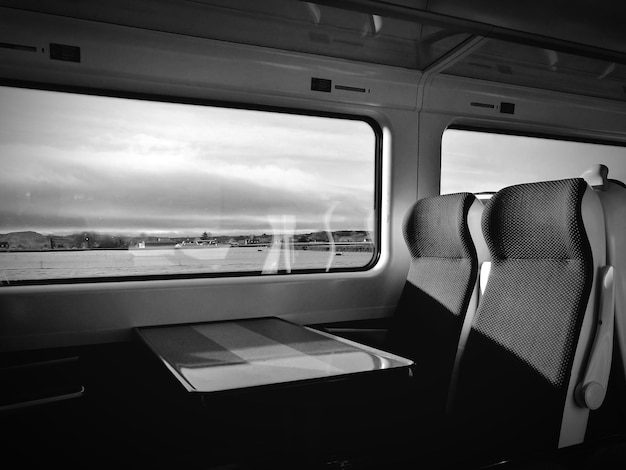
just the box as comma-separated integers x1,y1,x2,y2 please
500,102,515,114
311,77,332,92
50,43,81,63
335,84,367,93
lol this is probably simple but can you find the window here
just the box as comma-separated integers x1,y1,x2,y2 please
441,128,626,195
0,85,379,284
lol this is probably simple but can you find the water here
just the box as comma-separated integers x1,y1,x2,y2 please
0,247,374,283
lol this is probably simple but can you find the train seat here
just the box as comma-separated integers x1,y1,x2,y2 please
386,192,488,418
582,164,626,438
445,178,613,465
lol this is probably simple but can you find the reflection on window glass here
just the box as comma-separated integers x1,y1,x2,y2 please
0,86,377,284
441,128,626,195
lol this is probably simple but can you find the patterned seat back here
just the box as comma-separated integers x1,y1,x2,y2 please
388,192,487,416
450,178,608,462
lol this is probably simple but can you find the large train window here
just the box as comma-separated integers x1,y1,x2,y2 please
441,127,626,195
0,85,379,285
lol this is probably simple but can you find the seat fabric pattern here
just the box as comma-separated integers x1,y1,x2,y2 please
387,193,478,415
451,178,594,459
403,193,478,316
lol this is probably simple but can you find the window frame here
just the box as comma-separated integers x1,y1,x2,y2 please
0,79,383,286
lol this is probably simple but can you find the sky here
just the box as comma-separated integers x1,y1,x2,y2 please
0,86,376,237
442,129,626,195
4,87,623,238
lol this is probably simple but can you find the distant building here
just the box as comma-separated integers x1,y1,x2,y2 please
144,238,177,247
244,235,272,245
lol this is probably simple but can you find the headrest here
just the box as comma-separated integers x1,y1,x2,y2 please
482,178,590,260
403,193,476,259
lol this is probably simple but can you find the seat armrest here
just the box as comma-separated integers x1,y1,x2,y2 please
576,265,615,410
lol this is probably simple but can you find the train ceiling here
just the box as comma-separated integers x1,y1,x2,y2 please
3,0,626,100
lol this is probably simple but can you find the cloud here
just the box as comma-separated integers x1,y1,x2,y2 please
0,86,375,236
441,129,626,195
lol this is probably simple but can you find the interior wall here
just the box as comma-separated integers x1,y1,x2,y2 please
4,6,626,352
0,8,420,351
416,73,626,202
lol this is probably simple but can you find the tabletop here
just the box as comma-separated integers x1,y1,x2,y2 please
136,317,414,393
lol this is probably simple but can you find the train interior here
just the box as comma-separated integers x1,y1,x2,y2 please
2,1,626,468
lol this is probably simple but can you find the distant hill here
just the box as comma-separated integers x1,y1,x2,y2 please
0,231,51,250
0,229,372,251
